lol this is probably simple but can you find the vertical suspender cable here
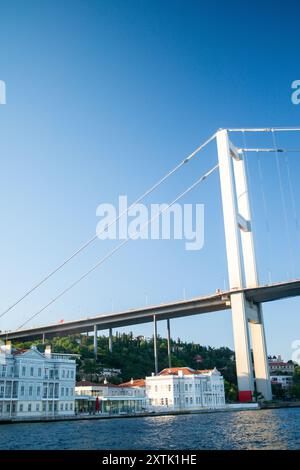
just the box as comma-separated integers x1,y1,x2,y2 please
271,129,295,279
242,130,258,249
284,153,299,232
257,151,273,284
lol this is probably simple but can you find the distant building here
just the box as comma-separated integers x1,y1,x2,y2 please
75,379,146,414
146,367,225,411
268,355,295,375
0,343,77,420
101,368,121,378
270,375,293,389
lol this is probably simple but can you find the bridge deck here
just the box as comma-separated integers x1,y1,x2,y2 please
1,279,300,341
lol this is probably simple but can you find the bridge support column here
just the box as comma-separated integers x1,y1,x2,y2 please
42,333,45,344
153,315,158,375
93,325,98,358
249,309,272,400
108,328,113,353
166,319,172,369
217,129,255,401
217,129,273,401
231,293,254,401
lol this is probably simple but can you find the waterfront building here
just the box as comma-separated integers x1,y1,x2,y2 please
0,343,77,419
146,367,225,411
268,355,295,375
75,379,146,414
270,375,293,389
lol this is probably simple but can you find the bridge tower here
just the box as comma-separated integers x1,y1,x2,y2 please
216,129,272,402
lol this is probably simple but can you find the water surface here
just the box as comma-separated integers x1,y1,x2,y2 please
0,408,299,450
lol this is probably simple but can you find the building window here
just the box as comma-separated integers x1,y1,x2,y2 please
36,404,40,412
19,404,23,412
60,403,64,411
61,387,64,396
70,403,73,411
28,404,32,412
30,367,34,377
29,386,33,396
38,368,42,377
37,386,41,396
22,366,26,376
20,385,25,396
65,403,68,411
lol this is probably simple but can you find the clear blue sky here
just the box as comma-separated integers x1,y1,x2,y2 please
0,0,300,360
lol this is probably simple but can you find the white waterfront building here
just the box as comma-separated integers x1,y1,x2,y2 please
146,367,225,411
75,378,146,414
0,343,77,419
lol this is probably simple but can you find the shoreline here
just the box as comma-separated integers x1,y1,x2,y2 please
2,402,300,426
0,403,259,425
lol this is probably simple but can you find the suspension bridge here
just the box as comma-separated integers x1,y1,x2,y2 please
1,127,300,402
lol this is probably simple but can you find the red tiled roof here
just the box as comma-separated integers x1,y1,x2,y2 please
159,367,195,376
158,367,214,376
119,379,145,388
12,349,28,356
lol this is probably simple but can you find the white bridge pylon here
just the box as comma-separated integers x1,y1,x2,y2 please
217,129,271,402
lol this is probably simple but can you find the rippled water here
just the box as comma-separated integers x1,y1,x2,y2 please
0,408,299,450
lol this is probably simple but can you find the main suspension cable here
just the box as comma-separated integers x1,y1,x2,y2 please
0,132,216,321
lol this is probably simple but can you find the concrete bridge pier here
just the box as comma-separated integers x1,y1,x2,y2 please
108,328,113,353
249,305,272,400
217,129,272,402
153,315,158,375
93,325,98,358
166,319,172,369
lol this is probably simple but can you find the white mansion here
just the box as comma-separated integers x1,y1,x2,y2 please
146,367,225,410
0,343,77,419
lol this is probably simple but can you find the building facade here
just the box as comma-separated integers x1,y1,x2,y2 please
0,344,77,419
268,355,295,375
146,367,225,411
270,375,293,389
75,379,146,414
